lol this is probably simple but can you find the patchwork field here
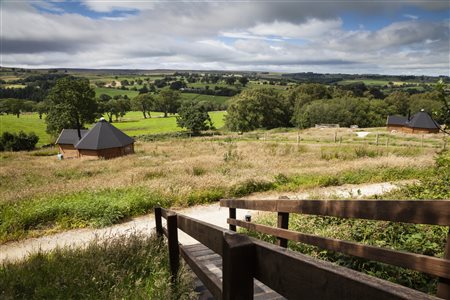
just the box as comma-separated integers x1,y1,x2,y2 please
0,111,226,146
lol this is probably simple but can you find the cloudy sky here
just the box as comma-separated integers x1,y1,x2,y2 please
2,0,449,75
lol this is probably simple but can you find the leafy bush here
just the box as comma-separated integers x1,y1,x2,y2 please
229,179,274,197
0,234,195,299
0,131,39,151
386,150,450,199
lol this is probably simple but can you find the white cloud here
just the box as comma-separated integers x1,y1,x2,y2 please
2,1,449,75
404,14,419,20
80,0,156,12
248,18,342,39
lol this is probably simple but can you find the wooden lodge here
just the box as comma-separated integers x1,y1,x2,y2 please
387,110,440,134
56,118,134,159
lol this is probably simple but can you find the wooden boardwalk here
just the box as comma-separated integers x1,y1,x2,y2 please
185,243,285,300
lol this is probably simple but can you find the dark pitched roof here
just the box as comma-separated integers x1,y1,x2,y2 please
386,115,408,126
406,111,440,129
56,129,89,145
75,119,134,150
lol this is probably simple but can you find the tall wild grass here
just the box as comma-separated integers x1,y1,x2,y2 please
0,233,195,299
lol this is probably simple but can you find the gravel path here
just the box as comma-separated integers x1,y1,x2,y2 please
0,181,406,263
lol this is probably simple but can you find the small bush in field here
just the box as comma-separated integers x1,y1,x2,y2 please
0,131,39,152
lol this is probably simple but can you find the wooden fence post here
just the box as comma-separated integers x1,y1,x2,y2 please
437,228,450,299
155,207,163,238
276,212,289,248
222,232,254,300
167,212,179,282
229,208,237,231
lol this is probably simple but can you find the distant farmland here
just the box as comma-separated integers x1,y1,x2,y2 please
0,111,226,146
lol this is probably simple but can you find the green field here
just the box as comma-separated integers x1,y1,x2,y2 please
0,113,50,146
0,111,226,146
180,93,230,105
94,87,139,98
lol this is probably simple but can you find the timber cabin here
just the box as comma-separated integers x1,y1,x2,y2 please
386,110,440,134
56,118,134,159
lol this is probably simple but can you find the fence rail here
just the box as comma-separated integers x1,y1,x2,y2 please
222,199,450,299
155,198,450,299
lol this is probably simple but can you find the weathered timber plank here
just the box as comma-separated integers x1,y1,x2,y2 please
161,208,173,219
155,207,163,238
221,199,450,225
222,233,254,300
276,212,289,248
167,213,179,280
437,227,450,299
229,208,236,231
251,238,440,300
229,218,450,279
177,214,228,256
162,227,168,238
180,245,222,300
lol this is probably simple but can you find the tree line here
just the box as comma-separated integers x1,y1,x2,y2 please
225,82,449,132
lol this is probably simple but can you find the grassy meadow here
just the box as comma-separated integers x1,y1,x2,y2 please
0,111,226,146
0,233,195,299
1,126,447,242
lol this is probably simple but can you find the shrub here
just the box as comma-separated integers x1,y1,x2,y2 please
0,131,39,151
229,179,274,197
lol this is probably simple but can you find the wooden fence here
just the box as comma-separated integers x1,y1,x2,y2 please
155,199,450,300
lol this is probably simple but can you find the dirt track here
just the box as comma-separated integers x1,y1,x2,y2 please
0,181,406,263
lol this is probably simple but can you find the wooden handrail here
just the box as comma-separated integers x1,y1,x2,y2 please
228,218,450,279
220,199,450,225
177,214,227,256
221,199,450,298
251,238,439,300
154,201,450,299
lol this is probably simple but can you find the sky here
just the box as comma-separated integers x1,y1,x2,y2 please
1,0,449,75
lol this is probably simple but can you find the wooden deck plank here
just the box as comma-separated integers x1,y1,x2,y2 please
185,243,285,300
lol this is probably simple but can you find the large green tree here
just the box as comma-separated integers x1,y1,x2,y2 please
45,77,97,138
156,88,181,117
225,87,290,133
384,91,410,116
176,101,213,135
34,101,47,119
288,83,331,127
297,97,393,128
131,93,154,119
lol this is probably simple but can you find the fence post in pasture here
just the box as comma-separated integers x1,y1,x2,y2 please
334,132,337,143
167,212,179,282
222,232,254,300
229,208,237,231
386,137,390,148
376,133,379,146
155,207,163,238
437,228,450,299
276,212,289,248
